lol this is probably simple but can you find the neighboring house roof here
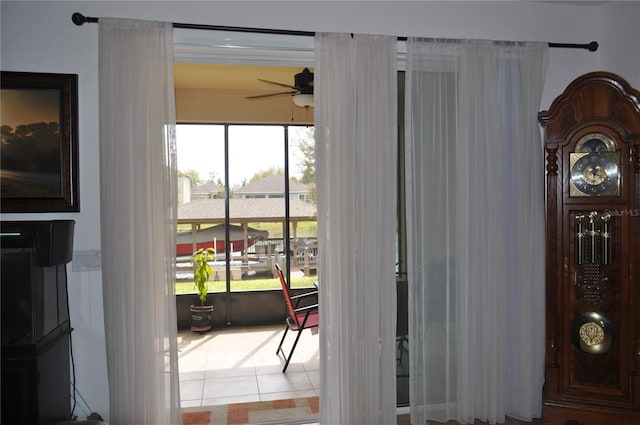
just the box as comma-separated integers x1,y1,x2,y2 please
192,181,222,196
177,198,317,224
234,175,310,196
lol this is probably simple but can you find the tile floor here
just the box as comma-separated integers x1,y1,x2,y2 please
178,323,319,407
178,326,541,425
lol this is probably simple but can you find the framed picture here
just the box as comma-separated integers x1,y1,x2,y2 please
1,71,79,212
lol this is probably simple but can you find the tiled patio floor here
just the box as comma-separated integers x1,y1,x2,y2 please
178,325,542,425
178,323,319,407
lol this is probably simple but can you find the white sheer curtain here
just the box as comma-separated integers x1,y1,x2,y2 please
315,33,398,425
405,39,548,425
98,18,181,424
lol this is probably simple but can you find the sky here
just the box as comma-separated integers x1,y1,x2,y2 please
1,88,60,129
176,124,312,187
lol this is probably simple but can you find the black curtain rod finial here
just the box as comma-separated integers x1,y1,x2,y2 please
71,12,86,25
587,41,599,52
72,13,98,26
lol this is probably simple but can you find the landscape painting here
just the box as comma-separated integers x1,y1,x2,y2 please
1,72,79,212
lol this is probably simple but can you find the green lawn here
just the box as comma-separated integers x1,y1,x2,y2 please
175,275,317,294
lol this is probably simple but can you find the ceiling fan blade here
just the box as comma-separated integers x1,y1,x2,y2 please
257,79,301,90
246,91,297,99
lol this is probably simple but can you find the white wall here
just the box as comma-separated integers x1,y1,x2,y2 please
600,1,640,87
2,1,638,420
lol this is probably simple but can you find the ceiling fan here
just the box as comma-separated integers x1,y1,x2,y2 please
246,68,314,108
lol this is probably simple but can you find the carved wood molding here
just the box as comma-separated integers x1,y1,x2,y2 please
546,146,559,176
539,71,640,142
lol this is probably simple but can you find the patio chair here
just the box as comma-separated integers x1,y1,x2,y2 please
396,280,409,367
274,263,319,372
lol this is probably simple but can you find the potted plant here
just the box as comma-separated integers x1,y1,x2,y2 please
190,247,215,333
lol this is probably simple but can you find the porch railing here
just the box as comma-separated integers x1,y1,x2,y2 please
176,237,318,281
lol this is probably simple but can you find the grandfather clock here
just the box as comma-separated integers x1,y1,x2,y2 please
539,72,640,424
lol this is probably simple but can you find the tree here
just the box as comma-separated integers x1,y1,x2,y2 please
182,169,203,186
296,128,315,185
247,167,284,184
296,128,316,204
0,122,60,174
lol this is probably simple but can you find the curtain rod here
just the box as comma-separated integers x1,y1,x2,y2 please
71,13,599,52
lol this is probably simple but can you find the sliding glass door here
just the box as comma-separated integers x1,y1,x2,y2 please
176,123,317,323
227,125,286,292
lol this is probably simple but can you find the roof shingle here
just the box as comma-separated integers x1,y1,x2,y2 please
234,175,311,194
178,198,316,223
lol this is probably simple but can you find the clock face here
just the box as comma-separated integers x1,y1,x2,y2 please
570,152,620,197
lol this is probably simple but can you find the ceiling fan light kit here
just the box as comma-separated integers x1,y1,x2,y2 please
292,93,314,108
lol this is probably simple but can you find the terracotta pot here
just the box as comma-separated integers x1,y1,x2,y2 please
190,304,213,333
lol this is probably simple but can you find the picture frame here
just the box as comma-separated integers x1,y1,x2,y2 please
1,71,79,212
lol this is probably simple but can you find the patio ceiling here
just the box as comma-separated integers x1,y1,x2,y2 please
174,63,310,92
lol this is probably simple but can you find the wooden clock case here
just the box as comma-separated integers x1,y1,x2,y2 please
539,72,640,425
